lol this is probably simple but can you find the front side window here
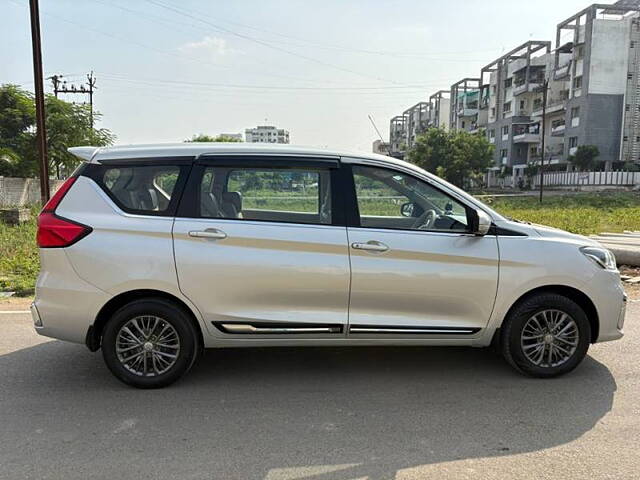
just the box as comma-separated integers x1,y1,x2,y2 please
198,166,332,225
352,165,469,232
101,165,181,214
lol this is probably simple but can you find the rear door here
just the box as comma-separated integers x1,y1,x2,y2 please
172,155,350,337
344,160,499,337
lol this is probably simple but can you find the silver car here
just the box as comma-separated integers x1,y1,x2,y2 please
32,143,626,388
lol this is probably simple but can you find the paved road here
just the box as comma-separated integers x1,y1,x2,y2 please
0,303,638,480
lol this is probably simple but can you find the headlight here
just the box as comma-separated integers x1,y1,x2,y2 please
580,246,617,270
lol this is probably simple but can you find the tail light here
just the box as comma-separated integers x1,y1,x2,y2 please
37,177,92,248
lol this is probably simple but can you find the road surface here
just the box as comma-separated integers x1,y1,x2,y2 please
0,301,638,479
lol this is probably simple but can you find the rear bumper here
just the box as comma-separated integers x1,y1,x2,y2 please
33,249,110,344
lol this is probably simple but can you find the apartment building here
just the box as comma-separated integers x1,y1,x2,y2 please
388,0,640,170
372,139,391,155
389,115,407,157
403,102,430,149
388,91,449,157
245,125,290,144
450,78,481,132
552,2,640,169
478,41,555,173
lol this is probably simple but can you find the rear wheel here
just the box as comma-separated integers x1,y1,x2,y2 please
501,293,591,378
102,298,199,388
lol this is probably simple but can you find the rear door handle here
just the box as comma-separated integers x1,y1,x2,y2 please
188,229,227,240
351,241,389,252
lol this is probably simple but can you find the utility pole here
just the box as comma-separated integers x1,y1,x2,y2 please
539,79,549,204
29,0,50,204
49,71,97,127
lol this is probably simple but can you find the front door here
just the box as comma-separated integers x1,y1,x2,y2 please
345,163,499,336
173,156,350,336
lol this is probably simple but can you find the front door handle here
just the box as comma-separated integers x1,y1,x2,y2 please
188,229,227,240
351,241,389,252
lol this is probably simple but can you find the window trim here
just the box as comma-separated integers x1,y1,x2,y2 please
176,156,346,227
82,159,192,217
345,163,478,235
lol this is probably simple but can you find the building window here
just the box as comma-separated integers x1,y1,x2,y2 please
502,125,509,135
629,73,634,80
500,149,508,159
503,101,512,113
504,78,513,88
573,76,583,89
489,129,496,139
520,99,526,110
571,107,580,119
627,104,631,112
569,137,578,148
624,136,629,141
491,107,496,117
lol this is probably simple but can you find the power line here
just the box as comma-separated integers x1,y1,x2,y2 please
109,0,500,60
142,0,402,85
97,71,448,91
50,72,97,126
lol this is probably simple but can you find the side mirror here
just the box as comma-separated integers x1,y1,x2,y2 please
469,209,492,236
400,202,416,217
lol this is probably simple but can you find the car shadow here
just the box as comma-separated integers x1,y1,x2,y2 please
0,342,616,480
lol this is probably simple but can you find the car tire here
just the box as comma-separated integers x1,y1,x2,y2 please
102,298,199,388
501,293,591,378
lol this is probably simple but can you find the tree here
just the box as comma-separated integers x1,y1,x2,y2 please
0,84,115,178
406,128,494,188
185,134,242,143
569,145,599,171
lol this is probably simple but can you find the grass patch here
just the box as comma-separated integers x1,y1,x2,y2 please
483,192,640,235
0,206,40,296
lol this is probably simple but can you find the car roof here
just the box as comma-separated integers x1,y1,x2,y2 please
69,143,396,164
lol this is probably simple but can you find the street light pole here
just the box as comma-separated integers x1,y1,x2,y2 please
28,0,50,204
539,79,548,204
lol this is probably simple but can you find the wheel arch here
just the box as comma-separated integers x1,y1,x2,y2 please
498,285,599,344
86,289,204,352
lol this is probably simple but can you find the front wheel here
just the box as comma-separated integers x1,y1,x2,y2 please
102,298,199,388
501,293,591,378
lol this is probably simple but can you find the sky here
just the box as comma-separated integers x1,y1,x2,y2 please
3,0,593,152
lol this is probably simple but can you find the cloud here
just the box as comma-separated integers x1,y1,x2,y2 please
179,36,228,59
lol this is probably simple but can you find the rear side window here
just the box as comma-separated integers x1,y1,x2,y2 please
98,164,185,215
198,166,332,225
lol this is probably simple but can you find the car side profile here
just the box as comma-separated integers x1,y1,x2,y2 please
32,143,626,388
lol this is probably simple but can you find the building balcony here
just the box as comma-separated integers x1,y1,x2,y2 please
551,124,566,136
531,101,566,117
554,63,571,80
457,107,478,117
513,81,544,96
513,133,541,143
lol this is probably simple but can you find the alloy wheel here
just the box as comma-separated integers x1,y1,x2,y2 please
115,315,180,376
520,309,579,368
